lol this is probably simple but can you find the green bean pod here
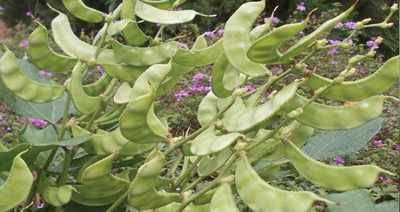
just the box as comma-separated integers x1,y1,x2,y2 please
173,39,223,67
77,155,104,183
0,149,33,212
236,154,340,212
283,140,396,191
247,13,312,64
135,0,207,24
128,150,181,209
190,125,244,156
28,21,76,72
197,91,219,127
284,94,388,130
156,75,183,97
0,45,65,103
210,183,239,212
121,0,149,46
61,0,104,23
81,151,129,191
223,80,303,133
102,63,149,81
69,60,101,115
82,73,113,97
211,53,240,98
222,0,269,77
138,0,187,10
114,82,133,104
198,148,232,177
155,203,210,212
37,171,77,206
71,185,128,206
51,10,120,63
308,55,399,101
119,61,172,143
280,1,358,61
112,40,180,66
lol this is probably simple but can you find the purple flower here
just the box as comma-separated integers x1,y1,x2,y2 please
193,73,205,83
379,177,393,183
347,39,353,44
217,28,225,34
0,105,6,110
244,85,255,91
175,90,189,102
81,28,85,32
265,17,279,23
335,22,343,29
396,144,399,151
0,6,4,11
330,60,338,65
366,40,379,49
328,48,339,54
386,109,392,113
0,115,3,120
359,70,366,74
333,157,345,164
296,2,306,11
28,118,47,127
37,203,44,209
26,11,31,16
35,17,40,21
19,39,28,47
345,21,356,29
205,31,216,37
374,140,384,147
311,14,316,19
357,62,362,66
328,39,342,45
156,23,161,27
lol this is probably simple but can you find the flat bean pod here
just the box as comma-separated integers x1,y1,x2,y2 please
280,1,358,61
155,202,210,212
210,183,239,212
211,53,236,98
37,171,76,206
197,91,218,127
0,45,65,103
307,55,399,101
69,60,101,115
71,186,128,206
156,75,183,97
128,150,181,209
173,39,223,67
28,21,76,72
135,0,206,24
222,0,269,77
223,81,303,133
107,19,131,35
138,0,187,10
114,82,133,104
236,154,340,212
198,148,232,176
121,0,149,46
247,13,312,64
0,149,33,212
119,62,172,143
284,94,388,130
61,0,104,23
82,73,113,97
81,151,129,191
283,140,396,191
51,11,120,63
112,40,180,66
190,125,244,156
102,62,149,81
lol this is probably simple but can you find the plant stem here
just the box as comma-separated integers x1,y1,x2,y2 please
106,190,128,212
182,176,205,192
176,154,239,212
172,156,201,190
94,23,110,59
57,95,72,141
164,152,183,179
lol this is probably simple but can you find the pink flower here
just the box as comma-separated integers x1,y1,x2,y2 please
296,2,306,11
26,11,31,16
366,40,379,49
335,22,343,29
311,14,316,19
0,6,4,11
244,85,255,91
328,48,339,54
28,118,47,127
0,105,7,110
359,70,366,74
345,21,356,29
217,28,225,34
379,177,393,183
333,157,345,164
373,140,384,147
204,31,215,37
37,203,44,209
38,70,46,76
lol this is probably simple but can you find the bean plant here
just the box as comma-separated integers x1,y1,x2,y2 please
0,0,398,211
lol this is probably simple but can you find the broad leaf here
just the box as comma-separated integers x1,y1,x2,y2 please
326,189,378,212
375,201,399,212
302,117,383,160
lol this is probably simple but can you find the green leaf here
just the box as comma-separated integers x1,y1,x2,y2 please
0,127,91,172
375,201,400,212
302,117,383,160
36,201,127,212
326,189,378,212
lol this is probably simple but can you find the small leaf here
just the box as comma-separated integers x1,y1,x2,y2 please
302,117,383,160
326,189,378,212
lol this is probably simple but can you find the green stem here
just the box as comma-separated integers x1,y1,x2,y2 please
176,154,239,212
43,149,58,172
165,152,183,179
106,190,128,212
57,95,72,141
163,99,234,157
172,156,201,190
94,23,110,59
182,176,205,192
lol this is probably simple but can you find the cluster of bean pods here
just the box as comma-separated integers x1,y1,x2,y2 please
0,0,398,211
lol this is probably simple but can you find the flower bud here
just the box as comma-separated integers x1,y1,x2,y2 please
344,68,356,78
391,3,398,12
287,108,303,119
375,37,383,45
365,50,376,58
232,88,248,98
104,13,113,23
333,76,345,84
355,22,364,30
361,18,371,24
